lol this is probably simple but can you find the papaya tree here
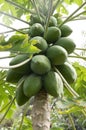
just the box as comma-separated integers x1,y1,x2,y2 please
0,0,86,130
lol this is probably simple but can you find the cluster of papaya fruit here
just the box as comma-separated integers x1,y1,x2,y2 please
6,15,77,106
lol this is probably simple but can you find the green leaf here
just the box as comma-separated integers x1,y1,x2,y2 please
74,0,83,5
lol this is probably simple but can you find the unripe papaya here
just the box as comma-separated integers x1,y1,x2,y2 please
29,23,44,37
46,45,68,65
23,74,42,98
31,55,51,75
55,37,76,54
29,15,44,25
60,24,72,37
16,81,29,106
30,36,48,52
43,71,63,97
9,54,31,74
45,26,61,43
57,62,77,84
6,69,23,83
49,16,57,27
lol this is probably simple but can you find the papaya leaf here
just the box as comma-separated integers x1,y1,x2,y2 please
74,0,83,6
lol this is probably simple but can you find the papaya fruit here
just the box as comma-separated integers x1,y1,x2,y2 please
16,81,29,106
31,55,51,75
57,62,77,84
29,15,44,25
29,23,44,37
43,71,63,97
30,36,48,52
46,45,68,65
6,69,23,83
23,74,42,98
9,54,31,74
49,16,57,27
45,26,61,43
55,37,76,54
60,24,72,37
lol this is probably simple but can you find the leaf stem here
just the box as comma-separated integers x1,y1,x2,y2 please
18,101,30,130
68,55,86,60
0,27,29,34
68,114,76,130
5,0,34,14
0,56,32,69
0,23,26,34
0,96,15,124
0,55,16,59
54,67,79,98
59,1,86,27
0,101,11,113
44,0,53,38
69,11,86,21
0,11,29,25
76,48,86,51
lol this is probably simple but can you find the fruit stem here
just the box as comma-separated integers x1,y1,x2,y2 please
5,0,34,14
0,56,32,69
59,1,86,27
0,96,15,124
0,11,29,25
54,67,79,98
0,23,26,34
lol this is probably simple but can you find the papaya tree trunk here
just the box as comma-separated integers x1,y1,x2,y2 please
32,89,51,130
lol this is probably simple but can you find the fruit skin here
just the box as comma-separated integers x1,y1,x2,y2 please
57,62,77,84
49,16,57,27
29,15,44,25
60,24,72,37
9,54,31,74
43,71,63,97
6,69,24,83
29,23,44,37
23,74,42,98
46,45,68,65
31,55,51,75
45,26,61,43
30,36,48,52
55,37,76,54
16,81,29,106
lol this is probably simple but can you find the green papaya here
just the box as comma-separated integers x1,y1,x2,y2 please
29,15,44,25
45,26,61,43
46,45,68,65
49,16,57,27
43,71,63,97
9,54,31,74
31,55,51,75
23,74,42,98
29,23,44,37
60,24,72,37
6,69,23,83
30,36,48,52
57,62,77,84
16,81,29,106
55,37,76,54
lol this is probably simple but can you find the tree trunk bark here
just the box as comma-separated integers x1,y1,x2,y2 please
32,89,51,130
